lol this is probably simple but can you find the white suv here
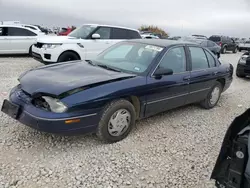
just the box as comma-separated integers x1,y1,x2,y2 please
32,24,141,64
0,25,44,55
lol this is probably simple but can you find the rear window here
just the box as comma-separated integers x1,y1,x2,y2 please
209,36,221,42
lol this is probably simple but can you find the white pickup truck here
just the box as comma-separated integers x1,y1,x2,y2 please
239,41,250,52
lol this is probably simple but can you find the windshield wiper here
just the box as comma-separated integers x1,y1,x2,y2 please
86,60,96,66
96,64,121,72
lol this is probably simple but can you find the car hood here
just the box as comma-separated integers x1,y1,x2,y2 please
37,35,80,44
19,61,135,97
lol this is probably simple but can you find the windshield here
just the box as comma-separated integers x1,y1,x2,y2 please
68,25,96,39
95,42,163,74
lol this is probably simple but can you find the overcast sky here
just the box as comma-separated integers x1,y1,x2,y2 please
1,0,250,37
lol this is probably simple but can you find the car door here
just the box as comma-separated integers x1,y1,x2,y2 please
84,26,112,60
187,46,218,104
145,46,190,117
7,27,37,54
0,27,11,54
227,37,235,51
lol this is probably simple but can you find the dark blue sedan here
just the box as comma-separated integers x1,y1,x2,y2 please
1,39,233,143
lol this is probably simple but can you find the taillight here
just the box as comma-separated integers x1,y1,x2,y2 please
219,42,222,46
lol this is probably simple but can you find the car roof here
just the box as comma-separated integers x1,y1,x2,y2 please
127,39,197,47
0,24,41,34
82,24,139,32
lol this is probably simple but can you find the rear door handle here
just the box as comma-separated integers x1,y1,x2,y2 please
183,76,191,81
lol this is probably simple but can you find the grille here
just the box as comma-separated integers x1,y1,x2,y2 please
34,42,44,48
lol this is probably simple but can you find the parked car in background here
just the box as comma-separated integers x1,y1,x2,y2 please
2,39,233,142
209,35,238,54
58,27,73,36
34,25,49,35
0,25,44,55
236,52,250,78
21,24,43,33
168,36,181,40
192,34,207,40
184,38,221,58
211,108,250,188
141,33,160,39
32,24,142,64
239,40,250,52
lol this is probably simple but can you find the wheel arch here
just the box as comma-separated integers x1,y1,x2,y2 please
216,78,225,90
126,95,141,119
57,50,81,62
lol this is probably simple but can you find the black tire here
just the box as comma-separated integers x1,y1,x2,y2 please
96,99,136,143
236,72,245,78
233,47,238,53
200,81,222,109
217,53,220,59
239,49,242,52
58,51,80,62
29,45,33,56
221,46,227,54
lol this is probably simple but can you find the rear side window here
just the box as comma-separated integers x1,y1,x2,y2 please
111,28,127,39
25,26,36,30
7,27,37,36
127,30,141,39
204,50,216,67
189,47,209,70
209,36,221,42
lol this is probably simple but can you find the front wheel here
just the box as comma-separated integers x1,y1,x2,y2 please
96,99,136,143
58,51,80,62
221,46,227,54
200,82,222,109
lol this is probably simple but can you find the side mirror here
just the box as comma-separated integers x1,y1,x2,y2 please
154,67,173,79
92,33,100,39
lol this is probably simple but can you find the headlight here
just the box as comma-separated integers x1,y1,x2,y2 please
239,55,248,64
42,96,67,113
42,44,62,49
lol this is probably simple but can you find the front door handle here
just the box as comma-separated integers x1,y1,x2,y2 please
183,76,191,81
213,71,218,75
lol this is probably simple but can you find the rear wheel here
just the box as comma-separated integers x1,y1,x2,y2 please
233,47,238,53
96,99,136,143
200,81,222,109
217,53,220,59
58,51,80,62
29,45,33,56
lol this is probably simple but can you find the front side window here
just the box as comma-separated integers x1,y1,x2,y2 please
189,47,209,70
205,50,216,67
95,42,163,74
158,47,186,73
94,27,111,39
68,25,97,39
7,27,36,36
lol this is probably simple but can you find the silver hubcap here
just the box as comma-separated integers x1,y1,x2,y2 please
210,86,220,105
108,109,131,137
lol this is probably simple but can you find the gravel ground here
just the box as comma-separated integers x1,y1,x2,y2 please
0,52,249,188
